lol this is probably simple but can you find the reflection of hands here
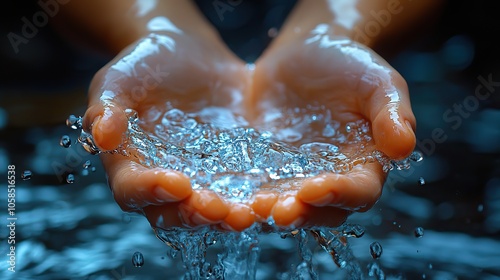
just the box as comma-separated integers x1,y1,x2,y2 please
248,25,416,227
82,32,254,230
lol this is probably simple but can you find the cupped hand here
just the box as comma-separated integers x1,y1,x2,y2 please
83,31,253,230
247,25,417,228
85,26,416,232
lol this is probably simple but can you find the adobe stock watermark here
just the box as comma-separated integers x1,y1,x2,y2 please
51,63,168,182
7,0,70,54
352,0,411,46
386,73,499,188
212,0,243,21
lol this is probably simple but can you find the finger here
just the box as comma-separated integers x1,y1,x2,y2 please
250,189,279,222
221,204,256,232
83,102,129,152
271,192,309,228
178,190,230,226
101,154,192,211
297,163,384,212
362,71,416,159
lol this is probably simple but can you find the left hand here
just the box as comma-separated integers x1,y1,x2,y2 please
246,26,416,228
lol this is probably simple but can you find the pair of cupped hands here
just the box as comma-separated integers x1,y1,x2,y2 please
83,25,416,231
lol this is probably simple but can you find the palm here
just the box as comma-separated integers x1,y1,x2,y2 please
246,34,417,227
84,31,416,231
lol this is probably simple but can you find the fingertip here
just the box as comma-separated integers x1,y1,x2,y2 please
372,105,416,159
92,106,128,151
298,175,337,206
155,171,192,201
272,194,308,228
180,190,230,226
222,204,256,232
250,190,278,221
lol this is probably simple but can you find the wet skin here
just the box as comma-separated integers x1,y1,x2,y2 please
83,27,416,232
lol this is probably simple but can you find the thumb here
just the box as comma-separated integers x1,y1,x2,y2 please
365,77,416,159
83,88,129,152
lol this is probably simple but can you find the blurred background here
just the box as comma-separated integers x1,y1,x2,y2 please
1,0,499,279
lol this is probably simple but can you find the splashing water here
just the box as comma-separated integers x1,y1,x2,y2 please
59,135,71,148
154,224,369,280
70,104,423,279
75,105,422,202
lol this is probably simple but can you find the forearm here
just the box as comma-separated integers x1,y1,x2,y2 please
54,0,220,54
272,0,444,49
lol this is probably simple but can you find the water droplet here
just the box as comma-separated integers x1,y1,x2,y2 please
418,177,426,186
66,173,75,184
477,204,484,212
21,170,32,180
132,251,144,267
59,135,71,148
342,224,365,238
66,115,82,130
345,124,352,133
428,263,433,269
414,227,424,238
367,262,385,279
369,242,383,259
91,167,96,172
83,160,91,169
81,169,89,176
409,151,424,162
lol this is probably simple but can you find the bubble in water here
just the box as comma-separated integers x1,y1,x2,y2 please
418,177,426,186
66,115,82,130
81,169,89,176
477,204,484,212
91,167,96,172
59,135,71,148
132,251,144,267
21,170,32,180
66,173,75,184
414,227,424,238
369,242,383,259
